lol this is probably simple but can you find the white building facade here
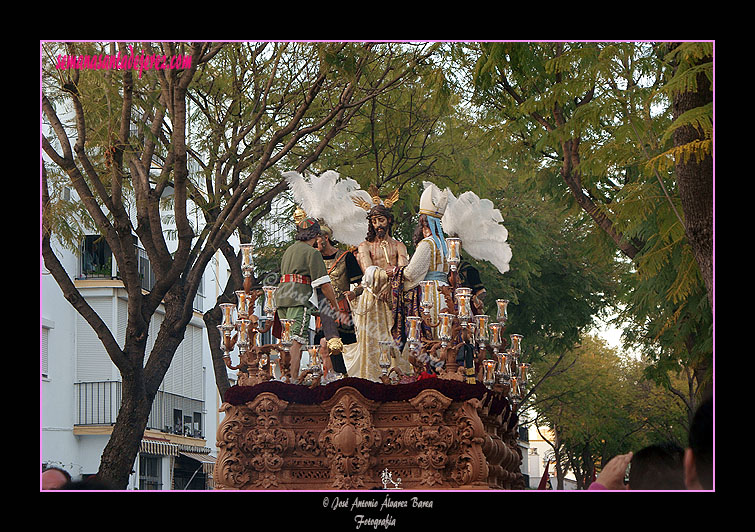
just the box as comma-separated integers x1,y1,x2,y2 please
41,223,222,490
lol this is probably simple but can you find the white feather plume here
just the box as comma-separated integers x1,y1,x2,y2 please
283,170,369,247
441,189,512,274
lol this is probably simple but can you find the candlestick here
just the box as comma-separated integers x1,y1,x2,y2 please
307,344,322,378
419,281,435,315
455,288,472,326
510,334,523,355
378,341,393,376
438,313,454,347
407,316,423,352
279,318,293,351
489,322,503,354
496,299,509,324
262,286,277,319
474,315,490,348
496,351,509,382
445,237,461,272
240,243,254,277
519,362,530,387
235,290,249,319
236,319,250,349
483,359,497,389
220,303,236,330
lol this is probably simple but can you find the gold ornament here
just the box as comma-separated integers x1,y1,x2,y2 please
293,207,307,224
327,337,344,355
351,184,400,211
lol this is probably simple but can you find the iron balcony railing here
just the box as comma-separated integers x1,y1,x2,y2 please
78,237,204,311
74,381,206,439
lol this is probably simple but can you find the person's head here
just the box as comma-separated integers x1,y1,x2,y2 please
685,395,713,489
295,217,321,244
628,442,685,490
366,205,394,242
412,213,432,245
316,223,335,251
42,467,71,490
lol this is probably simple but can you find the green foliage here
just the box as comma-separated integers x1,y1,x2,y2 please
42,162,98,254
531,335,689,480
467,41,712,395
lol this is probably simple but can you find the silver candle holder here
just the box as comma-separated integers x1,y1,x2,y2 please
483,359,497,389
419,280,435,315
262,285,277,319
307,344,322,378
489,322,503,355
239,243,254,277
235,290,250,319
495,351,509,383
509,334,523,355
455,288,472,327
496,299,509,324
378,341,394,377
445,237,461,272
279,318,293,352
474,314,490,349
438,312,454,348
406,316,423,353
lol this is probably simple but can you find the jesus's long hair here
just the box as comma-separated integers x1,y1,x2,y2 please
365,205,395,243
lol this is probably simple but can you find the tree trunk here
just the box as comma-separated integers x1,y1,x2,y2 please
97,376,153,489
671,51,714,310
204,304,232,400
667,44,714,404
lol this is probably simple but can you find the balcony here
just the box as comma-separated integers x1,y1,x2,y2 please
74,381,205,439
78,235,204,311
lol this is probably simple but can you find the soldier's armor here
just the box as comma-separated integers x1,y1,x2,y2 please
324,252,350,299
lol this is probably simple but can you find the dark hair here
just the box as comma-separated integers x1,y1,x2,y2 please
688,396,713,489
366,205,394,243
43,466,72,482
295,220,321,242
412,213,429,246
628,442,685,490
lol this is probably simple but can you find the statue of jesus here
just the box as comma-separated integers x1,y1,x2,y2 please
356,204,409,278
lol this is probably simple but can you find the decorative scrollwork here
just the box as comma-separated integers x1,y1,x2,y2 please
450,398,489,487
318,388,381,489
213,384,524,490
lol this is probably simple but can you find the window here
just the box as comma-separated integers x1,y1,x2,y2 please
193,412,203,438
173,409,183,435
80,235,113,279
139,454,162,490
41,325,51,378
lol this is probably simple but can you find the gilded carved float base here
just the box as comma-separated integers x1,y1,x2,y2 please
214,378,524,490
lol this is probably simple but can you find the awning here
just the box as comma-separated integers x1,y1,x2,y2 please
140,438,180,457
180,452,217,475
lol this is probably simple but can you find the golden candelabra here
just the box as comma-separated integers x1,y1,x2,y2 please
218,243,284,385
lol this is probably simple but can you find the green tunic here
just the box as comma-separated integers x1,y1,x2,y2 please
274,240,330,308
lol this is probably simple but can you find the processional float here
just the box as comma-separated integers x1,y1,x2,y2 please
213,174,528,490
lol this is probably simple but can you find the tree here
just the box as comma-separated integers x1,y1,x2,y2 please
528,335,688,488
311,45,623,361
41,41,437,488
662,42,713,310
467,41,713,404
194,42,441,398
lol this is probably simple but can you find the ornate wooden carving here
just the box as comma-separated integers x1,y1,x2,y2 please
214,383,523,490
318,388,381,489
